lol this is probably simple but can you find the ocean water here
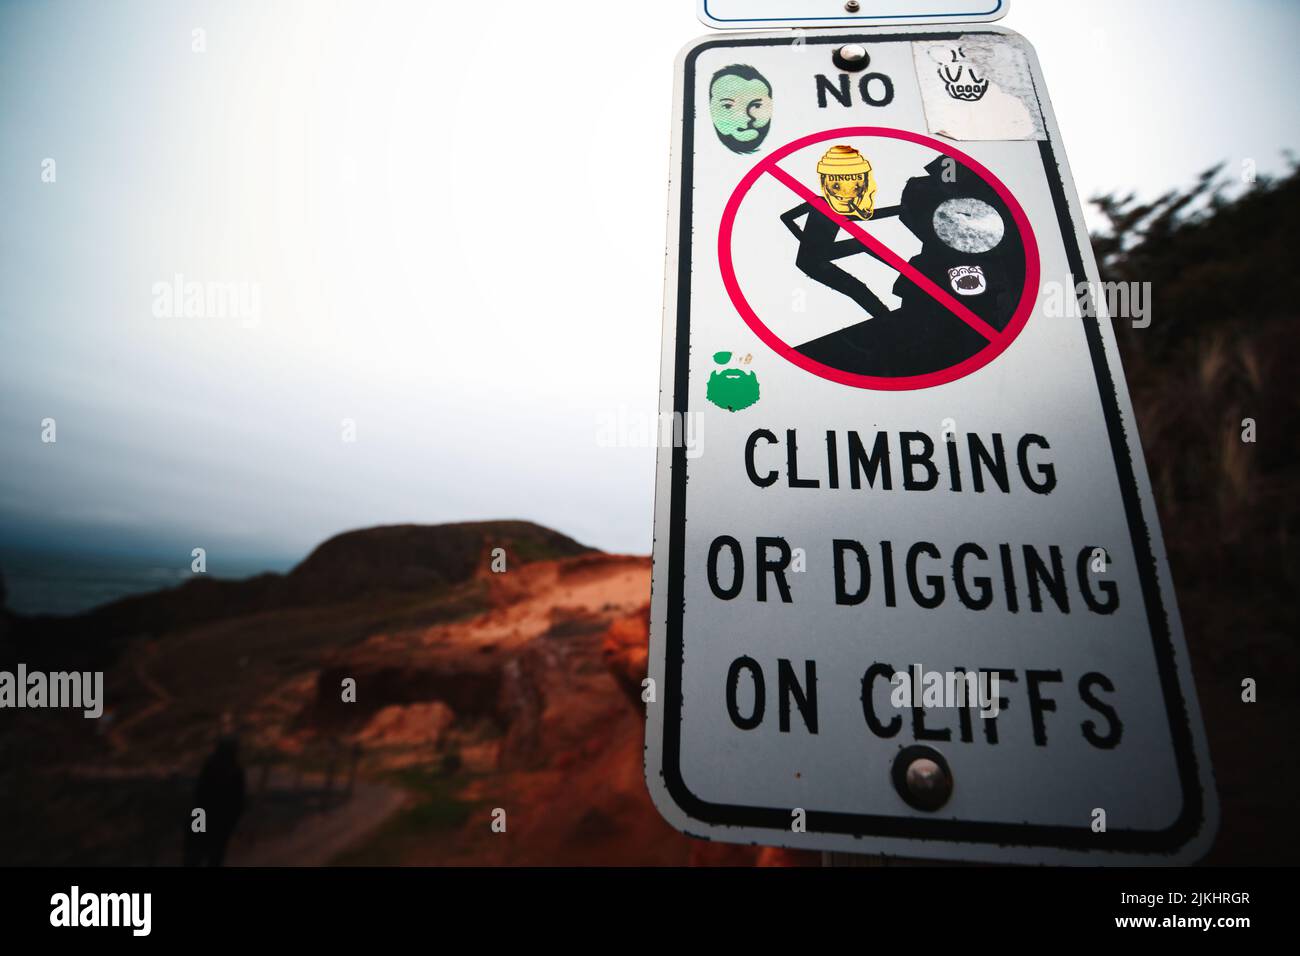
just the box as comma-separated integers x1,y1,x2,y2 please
0,549,293,617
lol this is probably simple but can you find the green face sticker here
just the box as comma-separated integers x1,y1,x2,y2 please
709,67,773,155
706,351,760,412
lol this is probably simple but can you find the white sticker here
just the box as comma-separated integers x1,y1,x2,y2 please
913,37,1045,141
933,197,1005,253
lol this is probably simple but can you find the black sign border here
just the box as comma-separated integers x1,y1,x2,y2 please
659,30,1208,855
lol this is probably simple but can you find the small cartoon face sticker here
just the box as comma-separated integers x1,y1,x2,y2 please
706,351,760,411
709,65,773,154
817,145,877,220
948,264,987,296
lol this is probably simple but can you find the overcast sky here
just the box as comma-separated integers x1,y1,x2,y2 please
1,0,1296,564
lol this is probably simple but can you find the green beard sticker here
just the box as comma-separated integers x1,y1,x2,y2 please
706,351,760,411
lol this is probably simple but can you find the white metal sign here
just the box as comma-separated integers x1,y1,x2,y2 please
698,0,1009,31
646,26,1217,863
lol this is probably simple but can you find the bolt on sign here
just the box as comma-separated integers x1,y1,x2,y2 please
645,24,1218,864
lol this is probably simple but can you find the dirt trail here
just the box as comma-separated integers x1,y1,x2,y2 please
107,643,173,753
228,780,409,867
